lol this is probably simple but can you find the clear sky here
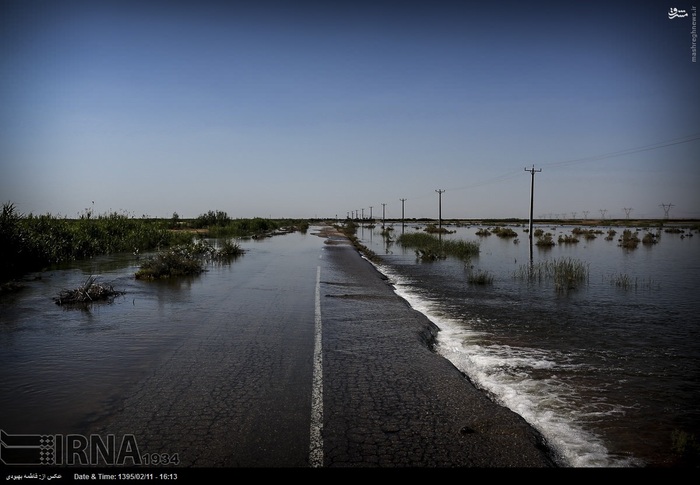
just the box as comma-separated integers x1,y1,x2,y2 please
2,0,699,220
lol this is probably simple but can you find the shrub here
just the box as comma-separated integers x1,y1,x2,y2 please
135,240,243,280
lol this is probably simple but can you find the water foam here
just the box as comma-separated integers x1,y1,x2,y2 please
372,260,640,468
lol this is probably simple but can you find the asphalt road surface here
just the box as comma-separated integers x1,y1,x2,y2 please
84,226,558,468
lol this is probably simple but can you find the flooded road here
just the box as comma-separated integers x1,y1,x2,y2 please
1,231,323,466
1,227,557,468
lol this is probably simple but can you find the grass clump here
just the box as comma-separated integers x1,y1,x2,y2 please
515,257,589,292
536,232,556,247
424,224,455,234
135,240,243,280
572,227,603,240
618,229,640,249
558,234,580,244
492,226,518,238
642,232,659,245
468,269,494,285
397,232,479,261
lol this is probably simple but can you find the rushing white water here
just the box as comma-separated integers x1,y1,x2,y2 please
371,259,645,467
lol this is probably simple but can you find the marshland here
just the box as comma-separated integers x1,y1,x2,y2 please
1,206,699,467
348,218,700,467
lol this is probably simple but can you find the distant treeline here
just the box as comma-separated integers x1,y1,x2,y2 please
0,203,309,282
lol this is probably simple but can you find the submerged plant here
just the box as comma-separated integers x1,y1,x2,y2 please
468,269,494,285
536,232,556,247
515,257,589,292
558,234,580,244
135,240,243,279
618,229,640,249
53,275,124,306
398,232,479,262
492,226,518,238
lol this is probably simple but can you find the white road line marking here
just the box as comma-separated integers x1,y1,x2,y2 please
309,265,323,467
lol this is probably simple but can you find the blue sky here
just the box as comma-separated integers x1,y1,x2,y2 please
2,0,699,220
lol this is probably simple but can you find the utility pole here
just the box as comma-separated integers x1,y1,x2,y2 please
399,198,406,223
524,165,541,240
369,206,373,221
660,203,674,219
435,189,445,232
381,203,386,228
623,208,633,219
599,209,607,220
582,210,589,220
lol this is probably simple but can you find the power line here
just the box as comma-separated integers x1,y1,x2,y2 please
452,132,700,194
542,132,700,169
343,132,700,218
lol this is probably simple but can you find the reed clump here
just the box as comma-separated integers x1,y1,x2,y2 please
424,224,455,234
492,226,518,238
515,257,589,292
536,232,556,247
397,232,480,261
468,269,494,285
135,240,243,280
558,234,579,244
618,229,640,249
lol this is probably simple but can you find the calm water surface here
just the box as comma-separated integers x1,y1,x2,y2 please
355,222,700,467
0,232,324,436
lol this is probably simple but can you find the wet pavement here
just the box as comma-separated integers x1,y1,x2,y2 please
79,226,558,468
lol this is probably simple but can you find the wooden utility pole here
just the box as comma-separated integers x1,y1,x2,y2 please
524,165,541,240
435,189,445,231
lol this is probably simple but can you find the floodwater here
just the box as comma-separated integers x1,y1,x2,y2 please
0,232,324,438
354,221,700,467
1,222,699,467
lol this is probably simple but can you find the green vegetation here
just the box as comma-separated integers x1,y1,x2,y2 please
336,222,379,262
618,229,640,249
397,232,480,261
1,202,191,281
608,273,660,290
571,227,604,240
424,224,455,234
135,240,243,280
492,226,518,238
536,232,556,247
558,234,579,244
515,257,589,292
0,201,309,284
468,269,494,285
642,232,659,245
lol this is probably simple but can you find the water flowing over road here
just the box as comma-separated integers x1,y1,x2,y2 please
0,226,557,468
